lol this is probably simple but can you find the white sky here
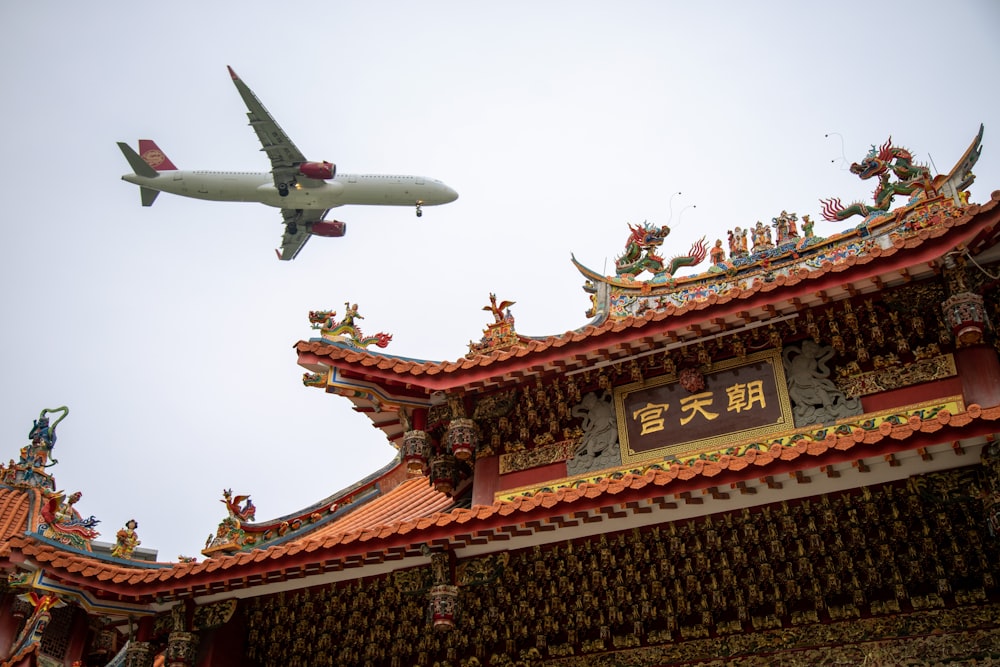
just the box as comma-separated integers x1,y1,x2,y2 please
1,1,997,561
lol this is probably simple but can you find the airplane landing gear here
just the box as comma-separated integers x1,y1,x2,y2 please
287,209,302,236
415,203,423,218
278,183,290,197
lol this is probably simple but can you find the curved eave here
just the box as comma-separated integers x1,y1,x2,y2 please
10,403,1000,606
296,195,1000,395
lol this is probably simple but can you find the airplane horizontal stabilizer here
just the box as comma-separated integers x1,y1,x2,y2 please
140,187,160,207
117,142,159,179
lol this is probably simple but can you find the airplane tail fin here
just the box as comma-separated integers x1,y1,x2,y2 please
118,140,180,207
137,140,178,171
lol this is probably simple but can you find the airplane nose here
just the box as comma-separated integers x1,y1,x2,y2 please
444,185,459,203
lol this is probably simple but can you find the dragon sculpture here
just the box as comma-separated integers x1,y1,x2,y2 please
820,136,932,222
615,222,708,278
308,304,393,349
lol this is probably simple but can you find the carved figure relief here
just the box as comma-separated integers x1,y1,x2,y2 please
567,391,621,475
783,341,862,426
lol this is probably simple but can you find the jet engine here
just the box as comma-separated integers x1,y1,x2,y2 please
298,161,336,180
311,220,347,237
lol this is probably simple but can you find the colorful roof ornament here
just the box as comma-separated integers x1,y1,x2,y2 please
575,126,986,325
467,293,522,357
1,406,69,492
203,488,256,556
821,125,983,223
615,221,708,280
308,302,393,349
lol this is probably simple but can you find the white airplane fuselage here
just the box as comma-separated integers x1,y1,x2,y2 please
121,170,458,210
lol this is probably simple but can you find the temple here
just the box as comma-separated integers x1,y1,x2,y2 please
2,126,1000,666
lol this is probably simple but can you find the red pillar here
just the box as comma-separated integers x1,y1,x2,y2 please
955,344,1000,408
471,454,499,507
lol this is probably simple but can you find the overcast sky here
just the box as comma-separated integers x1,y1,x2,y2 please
1,1,997,561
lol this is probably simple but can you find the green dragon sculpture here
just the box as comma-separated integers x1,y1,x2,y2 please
308,304,393,349
615,222,708,278
820,136,932,222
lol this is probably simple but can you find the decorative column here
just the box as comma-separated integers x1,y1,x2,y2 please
428,550,459,631
429,453,456,494
943,256,1000,406
164,631,199,667
124,641,154,667
402,429,431,474
446,418,477,461
942,291,987,346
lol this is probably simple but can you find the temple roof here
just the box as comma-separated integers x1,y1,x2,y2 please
3,399,998,610
297,191,1000,448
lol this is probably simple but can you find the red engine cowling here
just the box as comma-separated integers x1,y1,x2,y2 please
298,161,336,180
311,220,347,237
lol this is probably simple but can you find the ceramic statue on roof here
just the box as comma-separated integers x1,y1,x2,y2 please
204,489,256,556
1,407,70,492
110,518,141,559
467,293,523,357
615,221,708,280
820,135,933,222
309,303,393,349
39,490,100,550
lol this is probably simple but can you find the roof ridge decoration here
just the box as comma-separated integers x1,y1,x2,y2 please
575,125,986,325
615,221,709,280
0,407,102,551
308,302,393,349
1,406,69,492
467,293,523,358
203,488,256,556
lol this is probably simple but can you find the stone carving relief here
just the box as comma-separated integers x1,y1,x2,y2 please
566,391,621,475
783,340,863,426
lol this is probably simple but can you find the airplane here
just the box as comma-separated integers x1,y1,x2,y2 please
118,66,458,260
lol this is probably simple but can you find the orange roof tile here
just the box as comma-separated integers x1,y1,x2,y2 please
0,486,40,556
3,403,998,603
310,476,454,540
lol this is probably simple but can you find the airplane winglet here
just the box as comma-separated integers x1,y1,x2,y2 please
227,65,238,80
275,248,283,260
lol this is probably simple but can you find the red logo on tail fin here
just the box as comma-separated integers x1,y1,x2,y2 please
138,140,178,171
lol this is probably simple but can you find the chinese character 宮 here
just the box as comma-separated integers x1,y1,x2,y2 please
632,402,671,435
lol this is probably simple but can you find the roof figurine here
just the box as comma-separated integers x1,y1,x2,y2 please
467,293,522,357
615,220,709,281
821,125,983,223
110,518,141,560
2,407,69,492
203,489,257,556
308,302,392,349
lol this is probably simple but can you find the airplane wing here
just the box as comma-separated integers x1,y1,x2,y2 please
227,66,320,190
276,208,330,261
